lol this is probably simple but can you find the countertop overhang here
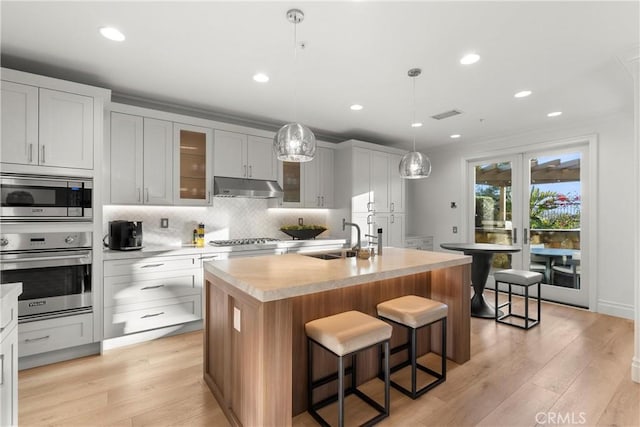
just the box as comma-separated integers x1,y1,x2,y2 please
204,247,471,302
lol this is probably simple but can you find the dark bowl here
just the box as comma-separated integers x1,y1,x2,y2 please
280,227,327,240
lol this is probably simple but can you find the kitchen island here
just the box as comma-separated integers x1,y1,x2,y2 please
203,247,471,427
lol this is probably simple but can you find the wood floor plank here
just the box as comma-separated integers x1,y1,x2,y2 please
17,300,638,427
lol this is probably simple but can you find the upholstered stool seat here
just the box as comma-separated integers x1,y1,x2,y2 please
494,269,543,329
306,310,392,427
376,295,447,399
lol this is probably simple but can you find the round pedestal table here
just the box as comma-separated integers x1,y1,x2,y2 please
440,243,521,318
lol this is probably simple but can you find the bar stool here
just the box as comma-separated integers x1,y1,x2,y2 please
494,269,543,329
305,310,392,427
376,295,447,399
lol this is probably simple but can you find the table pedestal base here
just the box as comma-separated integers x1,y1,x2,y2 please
471,293,503,319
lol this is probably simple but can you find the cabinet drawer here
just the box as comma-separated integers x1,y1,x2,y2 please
104,269,202,307
104,295,202,338
18,313,93,357
104,255,200,276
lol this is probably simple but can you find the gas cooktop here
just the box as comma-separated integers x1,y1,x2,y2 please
209,238,280,246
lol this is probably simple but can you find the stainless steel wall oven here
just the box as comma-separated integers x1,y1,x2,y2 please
0,232,92,322
0,174,92,221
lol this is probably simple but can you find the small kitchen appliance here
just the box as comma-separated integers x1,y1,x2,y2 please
107,220,143,250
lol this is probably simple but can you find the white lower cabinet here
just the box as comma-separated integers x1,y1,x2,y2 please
103,254,202,339
1,284,20,427
405,235,434,251
18,314,93,357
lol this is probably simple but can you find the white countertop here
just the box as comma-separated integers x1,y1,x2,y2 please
1,282,22,302
103,238,347,260
204,247,471,302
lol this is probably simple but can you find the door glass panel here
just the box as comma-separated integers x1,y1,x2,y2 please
179,130,206,200
528,153,581,288
474,161,513,269
282,161,301,203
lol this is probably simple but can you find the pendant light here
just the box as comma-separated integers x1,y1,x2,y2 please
273,9,316,162
399,68,432,179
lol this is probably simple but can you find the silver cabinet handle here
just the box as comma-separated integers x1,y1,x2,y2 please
367,214,373,225
317,196,320,207
0,354,3,385
41,145,45,163
249,165,252,177
321,196,324,206
513,227,518,244
524,228,529,245
145,188,149,202
207,191,211,204
141,312,164,319
390,202,395,212
243,165,247,177
29,143,33,163
137,188,141,203
25,335,50,343
391,214,395,224
141,284,164,290
367,201,374,212
141,263,164,268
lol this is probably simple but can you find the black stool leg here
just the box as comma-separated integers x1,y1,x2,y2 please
411,327,417,395
307,338,313,409
495,281,499,321
384,340,390,416
442,318,447,380
525,284,529,329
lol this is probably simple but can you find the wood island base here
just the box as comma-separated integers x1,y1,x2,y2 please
203,253,470,427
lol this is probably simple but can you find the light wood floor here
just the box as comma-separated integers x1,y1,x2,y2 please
19,292,639,426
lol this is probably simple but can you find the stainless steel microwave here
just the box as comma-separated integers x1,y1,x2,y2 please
0,174,92,221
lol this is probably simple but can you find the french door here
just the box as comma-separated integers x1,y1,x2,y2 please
467,144,590,308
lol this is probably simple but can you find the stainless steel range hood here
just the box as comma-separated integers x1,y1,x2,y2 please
213,176,283,199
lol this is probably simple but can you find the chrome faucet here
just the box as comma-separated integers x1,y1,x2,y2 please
343,218,361,251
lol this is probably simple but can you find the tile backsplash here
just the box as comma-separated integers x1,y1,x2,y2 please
103,198,333,246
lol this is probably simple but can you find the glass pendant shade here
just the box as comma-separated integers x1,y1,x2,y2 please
399,151,432,179
274,122,316,162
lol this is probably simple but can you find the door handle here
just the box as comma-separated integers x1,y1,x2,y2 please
321,196,324,206
41,145,45,163
141,263,164,268
141,312,165,319
243,165,247,177
29,143,33,163
249,165,252,177
367,201,374,212
391,214,395,224
137,188,141,203
317,196,320,207
367,214,373,225
390,202,395,212
25,335,50,343
145,188,149,202
140,284,165,290
513,227,518,244
524,228,529,245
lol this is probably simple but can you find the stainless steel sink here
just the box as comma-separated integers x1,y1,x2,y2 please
303,250,357,260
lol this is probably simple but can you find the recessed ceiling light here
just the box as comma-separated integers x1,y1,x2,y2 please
411,122,423,128
253,73,269,83
99,27,125,42
450,134,461,139
547,111,563,117
514,90,532,98
460,53,480,65
350,104,363,111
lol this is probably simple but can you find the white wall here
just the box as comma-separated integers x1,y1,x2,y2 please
408,111,635,319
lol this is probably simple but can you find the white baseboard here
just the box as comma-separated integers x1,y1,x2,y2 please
19,342,101,370
101,320,203,351
596,299,634,319
632,357,640,383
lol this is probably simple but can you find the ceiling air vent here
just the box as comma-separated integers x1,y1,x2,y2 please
431,109,463,120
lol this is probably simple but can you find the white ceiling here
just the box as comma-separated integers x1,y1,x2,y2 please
1,1,638,151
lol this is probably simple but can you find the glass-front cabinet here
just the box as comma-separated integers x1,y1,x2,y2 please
174,123,213,205
280,161,303,207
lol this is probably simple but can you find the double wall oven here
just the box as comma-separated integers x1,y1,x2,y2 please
0,173,94,323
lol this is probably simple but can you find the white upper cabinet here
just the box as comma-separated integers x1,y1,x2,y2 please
174,123,212,206
39,88,93,169
247,135,277,180
214,130,277,181
388,154,405,213
371,150,390,212
146,118,174,205
1,83,93,169
110,112,143,204
352,148,372,213
214,130,246,178
109,114,173,205
304,147,334,208
1,81,38,165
